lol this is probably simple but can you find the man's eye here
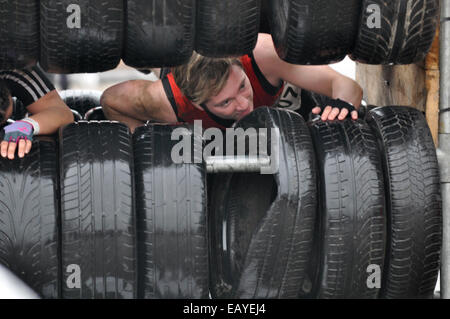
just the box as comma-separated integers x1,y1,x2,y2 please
220,100,230,107
240,83,245,90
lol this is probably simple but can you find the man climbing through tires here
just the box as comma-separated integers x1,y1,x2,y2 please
0,65,74,159
101,33,363,132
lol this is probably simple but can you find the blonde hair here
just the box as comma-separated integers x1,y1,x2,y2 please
171,52,243,105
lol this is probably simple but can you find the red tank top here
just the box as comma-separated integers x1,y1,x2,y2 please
161,54,284,129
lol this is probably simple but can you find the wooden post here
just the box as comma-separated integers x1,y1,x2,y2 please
425,27,440,147
355,62,426,112
355,29,440,146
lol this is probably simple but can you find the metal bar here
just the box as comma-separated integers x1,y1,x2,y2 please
205,155,271,173
439,0,450,299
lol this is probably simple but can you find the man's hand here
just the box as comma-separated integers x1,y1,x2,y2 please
311,98,358,121
1,121,33,159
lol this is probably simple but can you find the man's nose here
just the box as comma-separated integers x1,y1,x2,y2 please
236,95,248,110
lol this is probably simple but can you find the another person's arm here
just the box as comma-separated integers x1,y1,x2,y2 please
101,79,177,133
0,66,74,159
254,33,363,121
1,90,73,159
25,90,74,134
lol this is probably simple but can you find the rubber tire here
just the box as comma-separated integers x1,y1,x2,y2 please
0,137,59,298
209,107,317,298
307,119,386,298
209,173,278,298
12,97,28,121
123,0,195,68
350,0,439,64
0,0,39,69
84,107,106,121
60,121,137,299
268,0,361,65
133,124,209,299
59,90,102,117
40,0,123,73
71,109,83,122
366,106,442,299
259,0,271,34
195,0,261,57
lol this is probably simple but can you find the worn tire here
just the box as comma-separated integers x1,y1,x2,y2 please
12,97,28,121
133,124,208,299
60,121,137,299
123,0,195,68
0,137,59,298
350,0,439,64
209,107,317,298
59,90,102,117
84,107,106,121
0,0,39,69
259,0,271,34
209,172,278,298
307,119,386,298
268,0,361,64
367,106,442,299
40,0,123,73
195,0,261,57
71,109,83,122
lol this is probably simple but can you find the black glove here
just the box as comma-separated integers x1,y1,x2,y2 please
310,97,362,122
320,97,357,113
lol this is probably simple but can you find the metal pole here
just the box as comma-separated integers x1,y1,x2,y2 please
205,155,271,173
439,0,450,299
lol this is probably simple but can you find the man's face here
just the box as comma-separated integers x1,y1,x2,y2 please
1,95,13,126
202,65,254,121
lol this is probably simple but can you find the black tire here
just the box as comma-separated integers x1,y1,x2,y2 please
307,119,386,298
84,107,106,121
366,106,442,299
195,0,261,57
209,107,317,298
268,0,361,65
11,97,28,121
133,124,209,299
209,172,278,298
60,121,137,299
59,90,102,117
40,0,123,73
123,0,195,68
0,0,39,69
350,0,439,64
71,109,83,122
259,0,271,34
0,137,59,298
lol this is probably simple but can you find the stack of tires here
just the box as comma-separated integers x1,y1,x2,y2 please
0,105,442,299
0,1,442,299
0,0,262,72
208,105,442,299
0,0,440,71
0,120,211,299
